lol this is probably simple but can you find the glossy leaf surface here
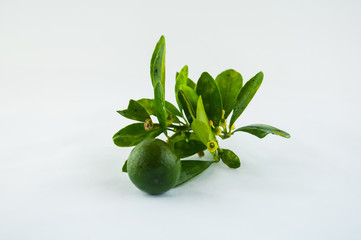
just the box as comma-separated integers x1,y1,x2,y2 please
215,69,243,119
175,65,188,111
230,71,263,128
175,160,214,187
117,100,150,122
165,101,183,117
150,36,167,135
113,123,163,147
196,72,223,126
150,36,165,90
173,140,206,158
178,89,196,123
137,98,182,117
137,98,157,115
176,71,196,89
191,118,211,146
179,85,198,112
196,96,215,141
220,149,240,168
233,124,291,139
154,82,167,135
187,78,196,89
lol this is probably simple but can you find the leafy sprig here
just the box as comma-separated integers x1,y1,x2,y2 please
113,36,290,186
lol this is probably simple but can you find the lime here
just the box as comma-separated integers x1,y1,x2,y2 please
127,139,181,195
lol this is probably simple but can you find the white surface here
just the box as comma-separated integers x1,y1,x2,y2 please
1,0,361,239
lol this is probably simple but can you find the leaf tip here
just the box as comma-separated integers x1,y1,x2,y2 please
283,132,291,138
157,35,165,45
200,71,212,79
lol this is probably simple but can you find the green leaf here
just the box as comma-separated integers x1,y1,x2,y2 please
154,82,167,135
196,72,223,126
191,118,211,146
113,123,163,147
220,149,240,168
122,160,128,172
150,35,165,90
230,71,263,128
179,85,198,111
137,98,182,117
150,36,167,136
137,98,157,115
187,78,196,89
175,65,188,111
215,69,243,119
189,132,202,142
165,101,183,117
117,100,150,122
173,140,206,158
196,96,215,141
175,160,214,187
178,89,196,124
196,96,208,124
176,71,196,89
232,124,291,139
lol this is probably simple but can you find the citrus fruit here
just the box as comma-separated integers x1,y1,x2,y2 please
127,139,181,195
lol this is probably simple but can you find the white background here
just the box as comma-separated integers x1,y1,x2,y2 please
1,0,361,239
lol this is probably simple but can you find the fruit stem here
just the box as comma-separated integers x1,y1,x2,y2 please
211,151,220,162
166,130,183,143
168,124,191,131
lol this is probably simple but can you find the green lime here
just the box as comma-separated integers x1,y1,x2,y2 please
127,139,181,195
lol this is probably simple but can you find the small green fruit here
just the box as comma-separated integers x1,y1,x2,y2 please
127,139,181,195
220,149,241,168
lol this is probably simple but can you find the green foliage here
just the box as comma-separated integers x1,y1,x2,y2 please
137,98,157,115
191,119,212,146
230,71,264,128
113,123,163,147
137,98,182,118
196,72,223,127
117,100,150,122
215,69,243,119
150,37,168,136
178,89,196,123
165,101,182,117
187,78,196,89
173,140,206,158
176,160,214,187
154,82,167,135
179,85,198,112
113,36,290,193
122,160,128,172
176,71,197,90
150,36,165,90
233,124,291,139
195,96,215,142
175,65,188,111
